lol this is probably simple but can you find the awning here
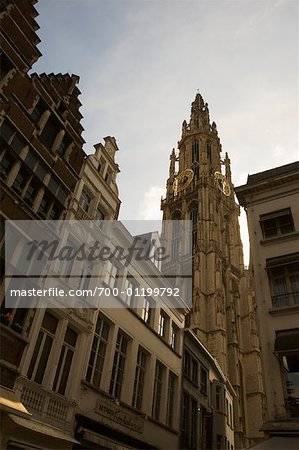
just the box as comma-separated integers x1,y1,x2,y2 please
0,396,31,418
8,414,80,444
274,330,299,352
266,253,299,269
81,428,134,450
248,436,299,449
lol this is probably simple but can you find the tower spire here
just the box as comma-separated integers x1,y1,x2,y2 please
188,92,211,133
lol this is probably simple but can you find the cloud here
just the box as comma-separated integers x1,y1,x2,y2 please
33,0,298,251
137,186,165,220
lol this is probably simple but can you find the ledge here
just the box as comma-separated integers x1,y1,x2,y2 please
261,420,299,432
269,305,299,316
260,232,299,246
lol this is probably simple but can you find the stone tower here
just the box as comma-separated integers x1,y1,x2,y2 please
161,94,266,448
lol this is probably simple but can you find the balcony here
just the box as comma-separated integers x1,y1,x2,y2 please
271,292,299,309
76,205,91,220
18,377,76,430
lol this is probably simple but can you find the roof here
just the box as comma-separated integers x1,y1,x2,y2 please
235,161,299,207
246,161,299,185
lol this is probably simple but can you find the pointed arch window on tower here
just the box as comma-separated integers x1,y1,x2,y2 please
190,207,198,253
207,141,212,163
192,140,199,162
171,212,181,260
192,140,200,178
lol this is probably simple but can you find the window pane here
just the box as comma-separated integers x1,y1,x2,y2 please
34,334,53,384
27,331,43,379
1,121,14,142
41,118,59,149
42,312,58,333
57,348,74,395
0,152,15,179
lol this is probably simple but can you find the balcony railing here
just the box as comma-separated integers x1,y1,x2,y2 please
272,291,299,309
18,377,76,429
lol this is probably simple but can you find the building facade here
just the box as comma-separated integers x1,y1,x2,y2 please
68,136,121,222
183,329,235,450
161,94,266,448
72,221,189,450
0,0,86,398
235,162,299,441
1,3,189,450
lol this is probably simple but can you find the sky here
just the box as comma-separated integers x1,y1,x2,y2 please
33,0,299,264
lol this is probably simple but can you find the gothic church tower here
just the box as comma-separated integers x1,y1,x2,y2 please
161,94,266,448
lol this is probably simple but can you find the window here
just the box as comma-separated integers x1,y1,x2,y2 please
184,351,199,385
35,163,47,181
184,352,191,377
40,117,59,149
106,260,119,288
12,167,30,193
23,179,39,206
56,186,68,205
48,177,59,195
48,204,62,220
27,312,58,384
158,310,169,340
78,260,93,292
190,208,198,227
1,121,14,143
10,134,25,153
200,366,208,394
267,256,299,308
31,99,47,124
215,384,222,411
0,301,28,335
0,151,15,179
95,209,105,228
182,392,198,449
86,315,110,388
191,359,198,385
192,141,200,178
80,190,91,213
166,371,177,427
38,193,53,218
132,347,147,410
98,158,106,176
105,168,112,183
124,276,137,307
282,353,299,417
109,331,128,399
53,326,77,395
24,151,38,170
171,217,180,260
152,361,164,421
207,141,212,162
0,52,13,78
141,296,154,325
225,398,229,425
260,209,295,239
190,207,198,252
192,162,199,178
192,140,199,163
57,135,71,156
275,329,299,418
170,323,179,351
59,239,76,279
